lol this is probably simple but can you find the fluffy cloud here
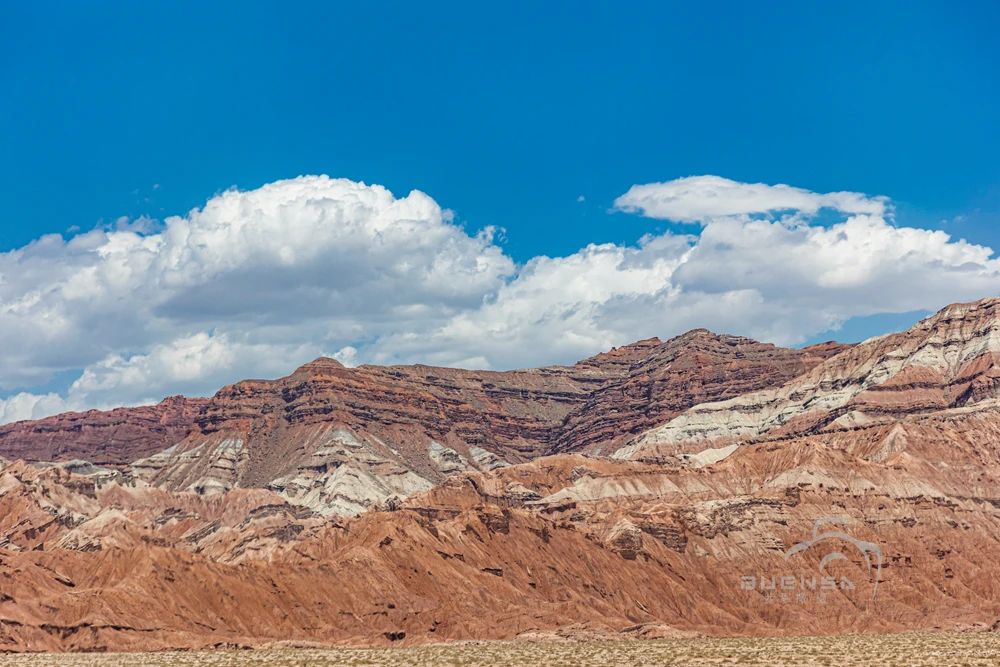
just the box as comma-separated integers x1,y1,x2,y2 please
614,175,888,221
66,333,326,406
2,174,998,424
367,177,998,368
0,392,71,425
368,235,693,369
0,176,512,393
369,211,1000,369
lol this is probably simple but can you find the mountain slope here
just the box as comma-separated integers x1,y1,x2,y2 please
4,401,1000,651
0,396,206,466
3,297,1000,651
0,331,833,516
619,298,1000,460
550,332,847,455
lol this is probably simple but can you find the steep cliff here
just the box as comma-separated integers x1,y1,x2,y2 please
0,397,207,467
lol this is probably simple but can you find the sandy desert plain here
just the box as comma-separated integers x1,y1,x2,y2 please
2,633,1000,667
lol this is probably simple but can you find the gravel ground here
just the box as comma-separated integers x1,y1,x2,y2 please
2,632,999,666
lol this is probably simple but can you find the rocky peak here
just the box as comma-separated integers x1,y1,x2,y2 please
290,356,347,376
573,337,663,372
548,329,840,455
624,297,1000,458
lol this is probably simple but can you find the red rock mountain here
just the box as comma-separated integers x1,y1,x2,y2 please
0,396,207,466
2,297,1000,651
0,332,840,516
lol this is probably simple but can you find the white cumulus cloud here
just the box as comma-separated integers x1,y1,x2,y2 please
614,174,888,221
0,176,513,420
0,392,73,425
1,174,997,425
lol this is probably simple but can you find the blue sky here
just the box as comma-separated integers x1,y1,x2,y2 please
0,2,999,419
4,2,998,258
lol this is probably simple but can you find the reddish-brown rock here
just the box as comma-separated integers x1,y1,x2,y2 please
624,298,1000,460
551,332,847,455
0,396,206,467
4,400,1000,651
2,297,1000,652
0,332,839,483
109,331,838,516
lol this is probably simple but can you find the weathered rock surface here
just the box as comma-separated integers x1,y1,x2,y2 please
121,332,833,515
2,297,1000,651
0,396,206,467
621,298,1000,460
552,332,846,455
4,400,1000,651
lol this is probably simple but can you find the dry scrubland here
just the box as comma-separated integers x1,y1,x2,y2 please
3,634,1000,667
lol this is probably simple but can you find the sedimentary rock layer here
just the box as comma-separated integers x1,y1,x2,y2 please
2,298,1000,651
0,397,206,467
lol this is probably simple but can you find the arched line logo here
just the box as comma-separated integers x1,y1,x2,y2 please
784,516,883,603
739,515,884,607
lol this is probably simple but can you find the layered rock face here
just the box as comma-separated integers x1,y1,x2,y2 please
551,332,847,455
127,358,606,515
3,297,1000,651
0,396,206,467
112,334,831,515
4,407,1000,650
619,298,1000,460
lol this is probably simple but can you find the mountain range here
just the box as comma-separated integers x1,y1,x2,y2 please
2,297,1000,651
